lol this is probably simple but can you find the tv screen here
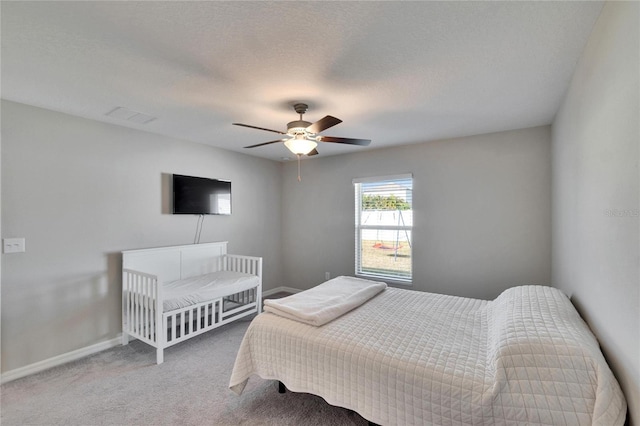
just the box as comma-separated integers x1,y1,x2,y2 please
172,174,231,215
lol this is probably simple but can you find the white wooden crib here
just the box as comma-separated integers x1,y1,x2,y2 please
122,241,262,364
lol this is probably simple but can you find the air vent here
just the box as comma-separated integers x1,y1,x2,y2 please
106,107,156,124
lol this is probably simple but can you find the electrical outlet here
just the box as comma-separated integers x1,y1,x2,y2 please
325,272,331,280
3,238,26,254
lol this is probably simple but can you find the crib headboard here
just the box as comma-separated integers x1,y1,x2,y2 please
122,241,228,282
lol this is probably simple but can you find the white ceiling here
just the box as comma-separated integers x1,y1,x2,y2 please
1,1,603,161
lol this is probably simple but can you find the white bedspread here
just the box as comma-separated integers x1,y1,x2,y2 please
163,270,259,312
263,276,387,326
229,285,626,425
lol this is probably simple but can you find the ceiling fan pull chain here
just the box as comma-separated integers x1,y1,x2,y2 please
297,154,302,182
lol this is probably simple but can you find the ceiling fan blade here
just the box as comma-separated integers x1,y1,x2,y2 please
233,123,287,135
306,115,342,134
318,136,371,146
244,139,287,149
307,148,319,156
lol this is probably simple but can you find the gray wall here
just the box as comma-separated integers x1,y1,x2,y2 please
1,100,283,372
281,126,552,299
2,103,553,374
552,2,639,424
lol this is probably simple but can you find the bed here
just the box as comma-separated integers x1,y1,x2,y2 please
229,277,626,425
122,242,262,364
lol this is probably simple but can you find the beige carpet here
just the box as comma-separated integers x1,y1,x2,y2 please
1,317,368,425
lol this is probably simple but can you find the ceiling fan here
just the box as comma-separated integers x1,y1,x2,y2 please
233,103,371,157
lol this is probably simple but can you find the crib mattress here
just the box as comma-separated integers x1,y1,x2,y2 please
163,270,259,312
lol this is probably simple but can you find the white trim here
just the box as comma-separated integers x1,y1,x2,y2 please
263,286,301,297
352,173,413,184
0,336,122,384
0,287,300,384
356,273,412,286
354,175,414,283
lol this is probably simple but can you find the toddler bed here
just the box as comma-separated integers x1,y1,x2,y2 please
122,241,262,364
229,277,626,425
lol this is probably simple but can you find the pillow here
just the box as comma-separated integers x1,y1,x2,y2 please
486,285,599,367
484,285,624,425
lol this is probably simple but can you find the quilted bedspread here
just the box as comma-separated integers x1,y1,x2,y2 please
229,285,626,425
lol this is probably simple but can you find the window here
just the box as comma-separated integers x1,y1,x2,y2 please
354,174,413,283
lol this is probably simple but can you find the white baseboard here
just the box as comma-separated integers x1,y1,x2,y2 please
263,286,301,297
1,288,301,384
1,336,122,384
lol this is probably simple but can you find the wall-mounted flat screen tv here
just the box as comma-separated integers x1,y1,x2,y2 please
173,174,231,215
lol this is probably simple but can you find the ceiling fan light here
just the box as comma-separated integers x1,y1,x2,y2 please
284,139,317,155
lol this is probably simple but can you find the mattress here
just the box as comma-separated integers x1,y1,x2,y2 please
229,285,626,425
163,270,259,312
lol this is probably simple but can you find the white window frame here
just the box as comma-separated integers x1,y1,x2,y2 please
353,173,413,285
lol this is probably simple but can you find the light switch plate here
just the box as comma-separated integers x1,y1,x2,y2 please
3,238,25,253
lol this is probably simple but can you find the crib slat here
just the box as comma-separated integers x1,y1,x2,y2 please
196,307,200,331
143,277,147,337
131,274,136,334
143,278,148,339
166,314,171,343
166,313,171,342
130,274,135,334
182,311,186,338
126,274,131,331
138,276,143,336
138,277,142,337
139,276,144,336
140,278,144,338
142,276,146,337
130,275,135,334
146,278,151,339
135,276,140,334
152,279,155,339
170,312,176,342
134,275,138,335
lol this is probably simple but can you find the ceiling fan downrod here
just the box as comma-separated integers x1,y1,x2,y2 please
288,103,312,133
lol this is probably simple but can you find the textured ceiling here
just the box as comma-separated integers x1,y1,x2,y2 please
1,1,603,161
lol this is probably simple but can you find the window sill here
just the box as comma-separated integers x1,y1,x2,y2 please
355,274,412,287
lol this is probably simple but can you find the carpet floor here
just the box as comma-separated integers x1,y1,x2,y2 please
1,317,369,425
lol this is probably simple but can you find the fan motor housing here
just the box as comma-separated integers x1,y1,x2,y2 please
287,120,312,135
